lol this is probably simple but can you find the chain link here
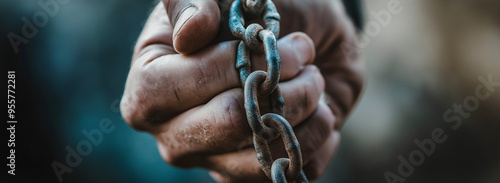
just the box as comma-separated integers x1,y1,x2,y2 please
229,0,309,182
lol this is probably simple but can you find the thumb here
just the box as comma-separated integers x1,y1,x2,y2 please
163,0,220,54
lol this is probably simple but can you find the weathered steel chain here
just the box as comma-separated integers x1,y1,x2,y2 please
229,0,308,182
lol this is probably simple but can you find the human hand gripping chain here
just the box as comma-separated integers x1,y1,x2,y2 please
121,0,364,182
230,0,308,182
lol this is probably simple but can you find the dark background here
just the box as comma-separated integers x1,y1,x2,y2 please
1,0,499,183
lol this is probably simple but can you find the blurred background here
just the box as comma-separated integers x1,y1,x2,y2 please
1,0,499,182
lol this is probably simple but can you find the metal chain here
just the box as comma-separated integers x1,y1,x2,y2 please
229,0,308,182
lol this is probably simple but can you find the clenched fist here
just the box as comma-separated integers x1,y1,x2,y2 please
120,0,364,182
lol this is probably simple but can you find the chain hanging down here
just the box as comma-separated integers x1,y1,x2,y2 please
229,0,309,182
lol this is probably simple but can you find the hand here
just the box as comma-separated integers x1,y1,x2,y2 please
120,0,364,182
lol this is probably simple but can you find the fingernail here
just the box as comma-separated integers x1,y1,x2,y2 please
173,6,198,38
292,35,315,66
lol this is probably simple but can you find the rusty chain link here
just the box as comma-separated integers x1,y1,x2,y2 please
229,0,309,182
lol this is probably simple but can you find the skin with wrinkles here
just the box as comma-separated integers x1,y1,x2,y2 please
120,0,364,182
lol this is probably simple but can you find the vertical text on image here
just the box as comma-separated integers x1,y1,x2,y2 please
6,71,17,176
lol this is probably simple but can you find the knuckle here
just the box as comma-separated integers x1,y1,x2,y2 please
157,136,210,169
158,142,175,164
284,68,323,121
120,93,149,131
309,65,324,86
311,66,325,89
121,67,175,131
194,57,210,92
297,87,313,118
157,141,192,168
302,66,325,109
301,84,319,112
221,92,253,140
